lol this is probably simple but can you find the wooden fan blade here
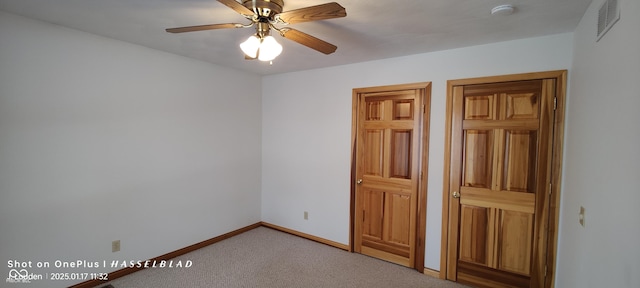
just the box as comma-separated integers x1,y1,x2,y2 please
166,23,243,33
276,2,346,24
280,28,337,54
217,0,255,16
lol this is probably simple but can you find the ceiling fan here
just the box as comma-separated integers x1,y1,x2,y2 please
165,0,347,62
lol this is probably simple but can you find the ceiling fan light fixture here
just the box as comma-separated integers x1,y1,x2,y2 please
257,35,283,61
169,0,347,61
240,35,261,58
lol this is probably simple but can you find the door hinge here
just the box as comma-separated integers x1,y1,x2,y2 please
545,266,547,276
362,211,365,222
549,183,552,195
422,104,426,114
553,97,557,111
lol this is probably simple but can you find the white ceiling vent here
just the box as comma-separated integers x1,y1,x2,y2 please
597,0,620,41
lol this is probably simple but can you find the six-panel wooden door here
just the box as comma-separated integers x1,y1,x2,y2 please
447,79,556,287
353,86,425,268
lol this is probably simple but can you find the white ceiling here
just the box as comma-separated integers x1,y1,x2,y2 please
0,0,592,75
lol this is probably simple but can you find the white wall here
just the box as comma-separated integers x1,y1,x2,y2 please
0,12,262,288
261,33,573,270
556,0,640,287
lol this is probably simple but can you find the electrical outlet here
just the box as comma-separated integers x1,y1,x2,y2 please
579,206,585,227
304,211,308,220
112,240,120,252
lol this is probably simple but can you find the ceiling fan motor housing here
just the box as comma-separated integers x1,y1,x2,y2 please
243,0,284,18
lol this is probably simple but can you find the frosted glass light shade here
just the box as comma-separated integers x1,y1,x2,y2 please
240,35,260,58
240,35,283,61
258,36,282,61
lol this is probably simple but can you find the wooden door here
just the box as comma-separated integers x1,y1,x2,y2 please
447,79,557,287
352,83,429,269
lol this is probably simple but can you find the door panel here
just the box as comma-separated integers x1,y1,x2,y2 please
385,192,411,245
448,79,554,287
463,130,494,188
362,189,384,240
498,210,533,275
459,205,489,265
354,86,425,268
391,130,412,179
503,130,537,192
505,93,539,120
464,95,496,120
364,130,384,176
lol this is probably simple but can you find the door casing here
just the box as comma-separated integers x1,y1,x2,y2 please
440,71,566,287
350,82,432,273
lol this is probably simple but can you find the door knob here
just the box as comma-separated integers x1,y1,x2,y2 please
452,191,460,198
357,179,363,185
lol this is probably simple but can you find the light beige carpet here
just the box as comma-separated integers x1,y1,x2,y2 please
100,227,469,288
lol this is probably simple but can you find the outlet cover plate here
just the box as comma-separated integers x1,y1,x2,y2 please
112,240,120,252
